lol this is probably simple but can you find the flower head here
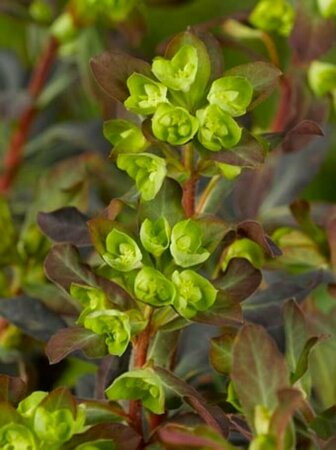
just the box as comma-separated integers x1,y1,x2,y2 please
106,368,165,414
84,310,131,356
0,424,37,450
103,119,147,154
197,105,242,151
207,76,253,117
134,266,176,307
70,283,107,324
249,0,294,36
140,217,171,257
152,103,199,145
103,228,142,272
117,153,167,201
170,219,210,267
124,73,167,115
172,270,217,318
152,44,198,92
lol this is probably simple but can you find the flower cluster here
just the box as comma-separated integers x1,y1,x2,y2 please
0,390,87,450
308,61,336,108
249,0,295,36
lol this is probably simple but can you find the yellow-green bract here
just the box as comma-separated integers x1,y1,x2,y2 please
106,368,165,414
70,283,107,325
308,61,336,97
170,219,210,267
117,153,167,201
221,238,265,270
124,73,168,115
134,266,176,307
140,217,171,257
249,0,295,36
152,103,199,145
196,105,242,151
152,44,199,92
103,119,148,155
207,76,253,117
172,270,218,319
103,228,143,272
84,310,131,356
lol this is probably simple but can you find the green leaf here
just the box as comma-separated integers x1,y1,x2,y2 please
310,405,336,439
221,238,265,270
231,323,289,428
210,327,238,374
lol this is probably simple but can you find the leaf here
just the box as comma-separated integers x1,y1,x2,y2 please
44,244,133,309
194,291,243,326
225,62,282,109
82,400,127,425
289,5,336,63
159,424,237,450
154,366,229,436
282,120,324,153
90,50,152,103
37,207,91,247
195,216,232,254
46,327,107,364
210,327,238,375
214,258,262,303
209,130,266,169
63,424,141,450
311,405,336,440
269,388,303,448
40,387,76,416
231,323,289,428
0,375,26,404
237,220,282,257
140,178,185,226
0,296,66,342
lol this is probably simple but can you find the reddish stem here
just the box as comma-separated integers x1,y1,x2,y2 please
272,76,292,132
182,143,196,217
0,37,59,194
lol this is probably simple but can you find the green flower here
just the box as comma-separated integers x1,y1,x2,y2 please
249,0,295,36
17,391,48,420
140,217,171,257
84,310,131,356
70,283,107,324
0,424,37,450
318,0,336,18
172,270,217,319
152,44,198,92
106,368,165,414
103,119,147,155
221,238,265,270
124,73,168,115
152,103,199,145
134,266,176,307
104,0,136,22
308,61,336,97
196,105,242,151
103,228,142,272
34,407,84,444
207,76,253,117
117,153,167,201
170,219,210,267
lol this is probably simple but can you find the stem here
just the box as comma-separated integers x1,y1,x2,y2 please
260,31,280,67
196,175,221,214
272,76,292,132
0,37,58,194
128,308,153,436
182,143,197,217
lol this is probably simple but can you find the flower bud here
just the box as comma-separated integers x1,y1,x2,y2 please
170,219,210,267
103,228,142,272
172,270,217,318
152,44,198,92
196,105,242,151
70,283,107,324
124,73,168,115
117,153,167,201
84,310,131,356
34,407,83,444
207,76,253,117
106,368,165,414
0,424,37,450
152,103,199,145
134,266,176,307
249,0,294,36
140,217,170,257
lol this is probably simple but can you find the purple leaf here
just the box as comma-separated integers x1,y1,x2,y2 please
237,220,282,257
0,375,27,404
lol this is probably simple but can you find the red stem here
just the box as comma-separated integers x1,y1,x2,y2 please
182,143,196,217
0,37,59,194
271,76,292,132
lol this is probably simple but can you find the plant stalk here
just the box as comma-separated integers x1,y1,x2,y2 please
0,36,59,194
182,143,197,217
